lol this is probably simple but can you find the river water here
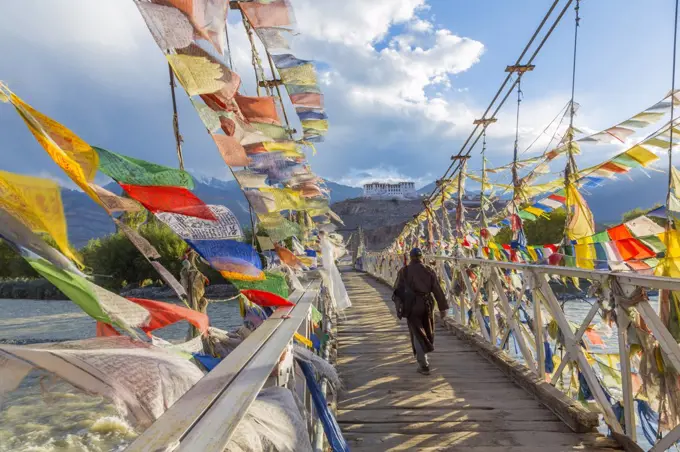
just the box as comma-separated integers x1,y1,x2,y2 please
0,298,242,452
0,296,657,451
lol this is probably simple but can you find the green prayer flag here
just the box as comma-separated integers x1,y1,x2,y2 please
230,271,289,298
591,231,610,243
311,305,323,325
518,211,536,221
640,235,666,254
27,256,111,323
94,147,195,189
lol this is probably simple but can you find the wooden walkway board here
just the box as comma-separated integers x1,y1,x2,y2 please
337,270,622,452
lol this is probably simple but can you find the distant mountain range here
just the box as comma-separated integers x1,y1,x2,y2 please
60,172,666,247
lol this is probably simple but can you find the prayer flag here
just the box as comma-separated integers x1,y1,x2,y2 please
235,94,281,125
167,53,226,96
239,0,291,28
156,205,243,241
120,184,217,220
187,239,264,281
240,289,294,308
0,171,78,265
8,92,102,205
94,147,194,188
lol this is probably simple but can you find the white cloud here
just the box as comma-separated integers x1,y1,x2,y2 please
409,18,433,33
0,0,487,185
333,165,432,188
293,0,427,46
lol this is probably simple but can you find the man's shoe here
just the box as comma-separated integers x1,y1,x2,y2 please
417,365,430,376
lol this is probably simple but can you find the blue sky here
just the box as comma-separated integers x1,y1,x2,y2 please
0,0,677,197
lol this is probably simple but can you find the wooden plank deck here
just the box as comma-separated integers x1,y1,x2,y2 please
337,270,622,451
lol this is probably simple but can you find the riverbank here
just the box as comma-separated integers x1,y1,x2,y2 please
0,278,239,300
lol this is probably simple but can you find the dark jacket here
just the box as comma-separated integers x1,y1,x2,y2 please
393,261,448,354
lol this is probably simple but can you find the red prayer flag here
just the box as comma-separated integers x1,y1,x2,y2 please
241,289,294,308
120,184,217,220
127,297,210,336
614,238,654,261
548,253,562,265
548,194,566,203
599,161,629,174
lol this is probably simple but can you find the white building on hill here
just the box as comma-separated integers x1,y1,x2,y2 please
363,181,417,199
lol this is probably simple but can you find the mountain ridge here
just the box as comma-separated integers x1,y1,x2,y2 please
60,174,664,247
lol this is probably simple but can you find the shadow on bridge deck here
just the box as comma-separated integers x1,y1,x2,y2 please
337,270,622,452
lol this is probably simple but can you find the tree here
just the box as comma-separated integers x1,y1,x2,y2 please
81,222,189,289
494,209,567,245
0,233,72,280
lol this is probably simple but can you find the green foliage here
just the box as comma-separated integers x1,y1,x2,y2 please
494,209,567,246
0,216,231,290
0,241,37,279
0,233,69,279
81,221,188,290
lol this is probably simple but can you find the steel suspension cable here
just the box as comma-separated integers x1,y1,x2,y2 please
422,0,562,202
563,0,581,245
424,0,575,208
664,0,680,270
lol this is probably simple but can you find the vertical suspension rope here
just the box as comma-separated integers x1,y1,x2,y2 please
168,64,185,171
480,130,488,257
265,51,296,139
440,190,446,244
563,0,581,246
225,20,235,71
512,77,523,204
242,15,271,97
511,77,524,251
666,0,680,241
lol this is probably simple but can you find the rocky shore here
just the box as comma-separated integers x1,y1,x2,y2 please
0,278,239,301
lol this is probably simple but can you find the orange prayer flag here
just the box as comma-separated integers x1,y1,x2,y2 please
607,224,633,241
235,94,281,125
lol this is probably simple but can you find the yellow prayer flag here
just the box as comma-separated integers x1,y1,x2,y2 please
262,141,304,158
566,185,595,240
0,171,80,265
167,54,226,96
294,332,313,348
625,145,658,167
525,206,548,218
574,244,595,270
656,230,680,277
301,119,328,132
278,63,317,86
8,92,102,207
258,187,305,211
527,247,538,262
644,137,672,149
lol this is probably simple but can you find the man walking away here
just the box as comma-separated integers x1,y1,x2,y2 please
393,248,449,375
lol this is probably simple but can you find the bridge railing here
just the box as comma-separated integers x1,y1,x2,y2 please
126,275,330,452
363,252,680,452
